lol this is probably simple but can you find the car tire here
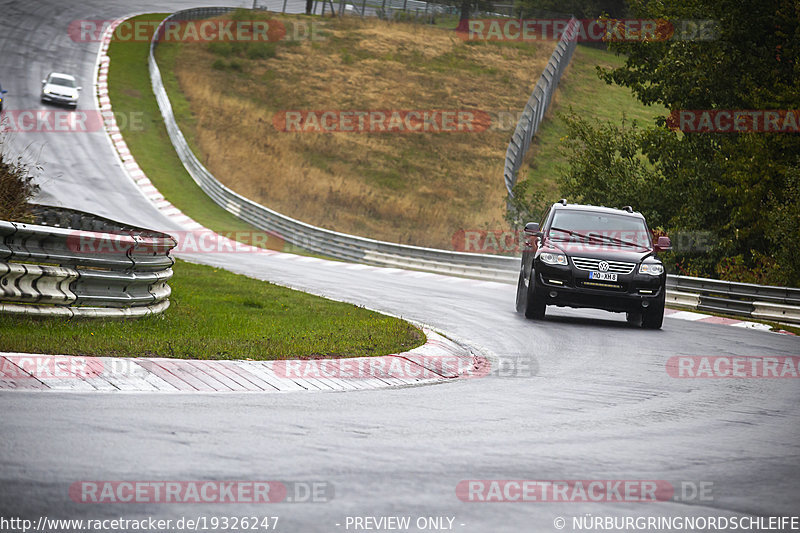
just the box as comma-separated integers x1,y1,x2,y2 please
524,270,546,319
641,295,665,329
515,270,527,313
626,310,642,326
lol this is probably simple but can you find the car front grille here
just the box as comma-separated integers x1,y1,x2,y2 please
571,256,635,274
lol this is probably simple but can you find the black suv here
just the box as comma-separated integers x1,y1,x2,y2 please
515,200,671,329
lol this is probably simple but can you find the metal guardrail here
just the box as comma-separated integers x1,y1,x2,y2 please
0,206,176,318
147,8,800,325
666,276,800,325
254,0,477,18
503,16,579,197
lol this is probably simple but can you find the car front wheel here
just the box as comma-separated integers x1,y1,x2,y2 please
515,270,527,313
524,269,546,319
626,310,642,326
641,295,665,329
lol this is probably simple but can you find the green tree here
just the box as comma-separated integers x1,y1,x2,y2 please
599,0,800,285
511,0,800,285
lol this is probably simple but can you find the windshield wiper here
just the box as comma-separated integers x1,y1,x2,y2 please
589,232,647,249
549,227,602,242
549,227,645,248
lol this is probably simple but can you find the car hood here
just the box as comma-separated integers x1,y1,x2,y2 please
43,83,78,97
546,240,656,263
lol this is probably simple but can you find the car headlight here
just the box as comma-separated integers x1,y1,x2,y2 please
639,263,664,275
540,252,568,266
43,89,52,94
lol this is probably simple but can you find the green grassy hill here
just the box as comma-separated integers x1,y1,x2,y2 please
518,45,666,195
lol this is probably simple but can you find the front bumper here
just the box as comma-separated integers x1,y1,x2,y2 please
41,93,77,106
534,262,665,313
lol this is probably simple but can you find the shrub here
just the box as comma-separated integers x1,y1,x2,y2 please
246,41,276,60
0,137,40,222
208,41,233,57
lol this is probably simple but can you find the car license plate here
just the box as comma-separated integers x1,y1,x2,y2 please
589,271,617,281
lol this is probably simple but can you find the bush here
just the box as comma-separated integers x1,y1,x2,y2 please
246,41,276,60
765,162,800,286
0,137,40,222
208,41,233,57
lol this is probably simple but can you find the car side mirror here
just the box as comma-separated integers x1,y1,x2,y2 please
42,80,46,84
524,222,540,236
655,236,672,252
77,87,83,91
1,89,7,94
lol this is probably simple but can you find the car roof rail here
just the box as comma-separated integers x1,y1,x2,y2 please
558,199,567,206
622,205,634,213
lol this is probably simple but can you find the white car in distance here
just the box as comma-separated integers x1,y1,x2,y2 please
41,72,81,109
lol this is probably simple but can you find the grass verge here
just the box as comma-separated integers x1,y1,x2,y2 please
0,260,424,359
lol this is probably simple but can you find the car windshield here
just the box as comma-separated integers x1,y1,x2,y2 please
548,210,651,248
49,76,75,88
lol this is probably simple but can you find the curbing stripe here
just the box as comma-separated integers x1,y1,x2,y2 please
222,362,281,392
0,327,475,393
134,360,199,391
